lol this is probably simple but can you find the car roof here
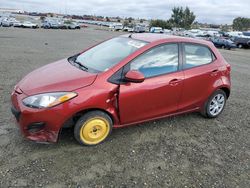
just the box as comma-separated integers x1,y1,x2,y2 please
122,33,212,46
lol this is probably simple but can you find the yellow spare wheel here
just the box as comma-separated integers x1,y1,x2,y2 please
74,111,112,145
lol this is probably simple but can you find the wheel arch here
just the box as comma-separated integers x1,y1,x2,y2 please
219,87,230,98
201,86,230,117
61,108,117,129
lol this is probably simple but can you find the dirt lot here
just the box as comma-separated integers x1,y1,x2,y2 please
0,27,249,188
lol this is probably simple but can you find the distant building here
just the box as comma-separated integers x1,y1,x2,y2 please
0,8,24,14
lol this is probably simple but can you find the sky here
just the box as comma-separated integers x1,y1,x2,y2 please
0,0,249,24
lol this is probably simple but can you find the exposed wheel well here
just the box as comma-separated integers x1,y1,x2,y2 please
219,87,230,98
62,108,114,128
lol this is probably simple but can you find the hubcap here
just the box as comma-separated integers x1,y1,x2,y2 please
80,117,110,145
209,94,225,116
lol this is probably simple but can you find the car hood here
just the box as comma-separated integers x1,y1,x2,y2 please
17,59,97,95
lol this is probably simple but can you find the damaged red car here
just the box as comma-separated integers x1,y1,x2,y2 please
11,33,231,145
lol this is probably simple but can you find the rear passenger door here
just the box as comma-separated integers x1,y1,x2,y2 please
179,43,220,111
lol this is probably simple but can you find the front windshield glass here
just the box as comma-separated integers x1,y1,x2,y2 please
75,37,148,72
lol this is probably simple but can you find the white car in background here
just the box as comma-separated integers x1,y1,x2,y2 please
163,29,172,35
227,31,243,38
13,20,22,27
1,18,12,27
150,27,163,33
123,26,134,32
22,21,38,29
0,17,3,26
68,22,81,29
134,25,147,33
109,23,123,31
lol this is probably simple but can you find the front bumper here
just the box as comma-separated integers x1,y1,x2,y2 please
11,89,66,143
11,106,21,121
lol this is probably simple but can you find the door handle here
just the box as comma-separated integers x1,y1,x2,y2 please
169,79,182,86
211,69,219,76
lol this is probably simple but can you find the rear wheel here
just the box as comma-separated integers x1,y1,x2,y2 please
201,89,227,118
74,111,113,146
238,44,243,49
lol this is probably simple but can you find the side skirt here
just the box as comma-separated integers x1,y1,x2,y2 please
113,107,200,128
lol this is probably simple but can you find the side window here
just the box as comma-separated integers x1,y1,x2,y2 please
184,44,214,69
130,44,179,78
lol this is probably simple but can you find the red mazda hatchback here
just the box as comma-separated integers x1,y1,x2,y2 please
11,33,231,145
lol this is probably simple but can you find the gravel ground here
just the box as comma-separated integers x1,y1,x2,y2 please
0,27,249,188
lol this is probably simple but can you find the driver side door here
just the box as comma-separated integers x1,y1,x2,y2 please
119,43,184,124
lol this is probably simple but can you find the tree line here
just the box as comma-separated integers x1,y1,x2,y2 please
150,7,196,30
151,7,250,31
233,17,250,31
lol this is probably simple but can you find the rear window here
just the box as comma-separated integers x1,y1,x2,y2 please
184,44,214,69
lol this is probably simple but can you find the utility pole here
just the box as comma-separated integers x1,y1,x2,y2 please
64,0,68,15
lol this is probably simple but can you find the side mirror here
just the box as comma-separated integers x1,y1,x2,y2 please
125,70,145,83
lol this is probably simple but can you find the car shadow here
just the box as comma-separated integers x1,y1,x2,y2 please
57,112,205,146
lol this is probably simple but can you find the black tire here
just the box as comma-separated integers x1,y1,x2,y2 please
201,89,227,118
247,41,250,48
238,44,243,49
74,111,113,146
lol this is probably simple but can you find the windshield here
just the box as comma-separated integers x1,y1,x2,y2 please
74,37,148,72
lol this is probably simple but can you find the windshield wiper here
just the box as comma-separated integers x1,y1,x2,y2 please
69,55,88,71
74,60,89,71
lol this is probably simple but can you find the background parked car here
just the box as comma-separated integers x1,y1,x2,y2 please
233,37,250,48
227,31,243,38
123,26,134,32
211,38,237,50
80,24,88,28
22,21,39,29
219,31,230,38
42,20,61,29
134,24,147,33
194,34,211,41
68,22,81,29
150,27,163,33
109,23,123,31
242,31,250,37
1,18,12,27
13,20,22,27
61,22,81,29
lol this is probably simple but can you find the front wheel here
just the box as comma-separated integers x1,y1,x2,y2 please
202,89,227,118
74,111,113,146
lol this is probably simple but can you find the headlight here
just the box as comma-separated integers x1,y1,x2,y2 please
22,92,77,109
